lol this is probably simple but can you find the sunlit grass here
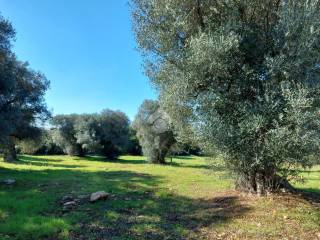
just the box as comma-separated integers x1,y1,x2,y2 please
0,155,318,239
295,165,320,194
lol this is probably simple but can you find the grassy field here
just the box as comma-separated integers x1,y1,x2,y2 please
0,155,319,240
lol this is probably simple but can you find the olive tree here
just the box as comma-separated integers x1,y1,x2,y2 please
51,114,84,156
97,110,130,158
132,0,320,194
76,110,130,159
17,128,63,155
126,127,142,155
52,110,130,159
133,100,175,164
0,16,50,161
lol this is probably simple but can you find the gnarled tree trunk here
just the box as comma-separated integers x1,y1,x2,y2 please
148,148,167,164
3,138,17,162
76,144,85,157
148,133,174,164
235,170,295,196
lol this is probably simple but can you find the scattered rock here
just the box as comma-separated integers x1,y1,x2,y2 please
61,200,77,213
63,201,77,207
61,195,74,202
90,191,108,202
2,179,16,185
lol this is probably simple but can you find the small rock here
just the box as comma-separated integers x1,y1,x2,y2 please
61,195,74,203
63,201,76,207
90,191,108,202
2,179,16,185
283,215,288,220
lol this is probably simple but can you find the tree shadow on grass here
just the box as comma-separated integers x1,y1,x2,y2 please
73,156,211,170
20,155,65,162
17,155,83,169
72,190,250,240
173,156,198,160
296,189,320,207
0,166,250,240
167,162,210,170
295,168,320,205
110,158,211,169
296,185,320,205
74,155,107,162
112,158,147,165
74,155,148,165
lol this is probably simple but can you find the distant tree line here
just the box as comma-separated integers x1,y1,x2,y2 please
16,110,143,159
16,103,197,162
14,101,200,164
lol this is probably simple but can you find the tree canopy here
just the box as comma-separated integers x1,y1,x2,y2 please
132,0,320,193
51,114,84,156
0,15,50,161
133,100,175,164
51,110,130,159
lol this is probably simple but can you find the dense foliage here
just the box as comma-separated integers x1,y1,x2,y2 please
133,100,175,163
132,0,320,193
0,15,50,161
51,110,130,159
126,127,142,155
51,114,84,156
17,129,63,155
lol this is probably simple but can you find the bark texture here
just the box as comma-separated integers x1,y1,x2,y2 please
235,171,295,196
3,139,17,162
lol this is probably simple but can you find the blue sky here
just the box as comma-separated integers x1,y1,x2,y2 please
0,0,156,120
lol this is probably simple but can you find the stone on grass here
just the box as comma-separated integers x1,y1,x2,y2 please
90,191,108,202
63,201,77,207
61,195,74,202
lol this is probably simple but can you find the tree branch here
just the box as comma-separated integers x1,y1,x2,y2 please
196,0,205,31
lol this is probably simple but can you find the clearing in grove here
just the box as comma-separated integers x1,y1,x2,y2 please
0,155,319,240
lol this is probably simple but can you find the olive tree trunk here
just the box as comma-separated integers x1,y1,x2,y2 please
148,148,167,164
3,139,17,162
235,170,295,196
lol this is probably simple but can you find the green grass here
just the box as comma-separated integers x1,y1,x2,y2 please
295,165,320,194
0,155,319,239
